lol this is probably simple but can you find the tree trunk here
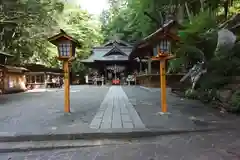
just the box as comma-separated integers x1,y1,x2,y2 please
200,0,204,12
177,4,184,24
185,2,192,23
224,0,229,19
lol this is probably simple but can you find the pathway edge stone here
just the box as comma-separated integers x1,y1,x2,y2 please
0,127,231,143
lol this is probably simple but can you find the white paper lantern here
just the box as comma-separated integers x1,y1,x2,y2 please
159,39,171,53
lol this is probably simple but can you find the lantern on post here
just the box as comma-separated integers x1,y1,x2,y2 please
130,20,180,114
48,29,81,113
151,22,180,113
152,39,174,113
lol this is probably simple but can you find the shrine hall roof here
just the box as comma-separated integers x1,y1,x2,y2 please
81,40,133,63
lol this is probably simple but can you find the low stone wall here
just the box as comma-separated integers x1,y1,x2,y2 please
26,82,62,89
26,83,45,89
136,74,190,88
4,88,26,94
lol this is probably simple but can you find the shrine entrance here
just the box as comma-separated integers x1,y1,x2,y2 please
106,64,126,82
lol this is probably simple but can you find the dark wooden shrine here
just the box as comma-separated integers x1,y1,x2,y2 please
81,39,137,84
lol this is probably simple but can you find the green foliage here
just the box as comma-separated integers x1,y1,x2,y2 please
199,73,230,89
168,58,186,73
185,88,218,103
100,0,160,42
167,11,219,73
59,5,103,74
198,89,218,103
1,0,65,64
181,11,217,36
59,4,103,55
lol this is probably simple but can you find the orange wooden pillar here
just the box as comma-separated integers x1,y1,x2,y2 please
63,61,70,113
160,60,167,112
153,54,175,113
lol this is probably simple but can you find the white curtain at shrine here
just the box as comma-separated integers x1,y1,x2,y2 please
108,72,112,79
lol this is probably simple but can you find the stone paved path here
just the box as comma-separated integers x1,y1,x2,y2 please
90,86,145,129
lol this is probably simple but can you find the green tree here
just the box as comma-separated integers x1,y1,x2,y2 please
56,3,103,75
0,0,103,74
1,0,64,64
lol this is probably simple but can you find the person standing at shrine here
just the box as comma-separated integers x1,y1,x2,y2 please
59,77,63,88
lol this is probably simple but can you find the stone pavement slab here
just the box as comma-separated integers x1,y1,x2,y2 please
90,86,145,130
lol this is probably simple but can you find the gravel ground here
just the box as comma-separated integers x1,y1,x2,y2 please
0,85,109,135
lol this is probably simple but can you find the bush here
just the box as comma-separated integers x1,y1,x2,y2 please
198,89,218,103
185,88,198,99
198,73,230,89
185,87,218,103
229,90,240,113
